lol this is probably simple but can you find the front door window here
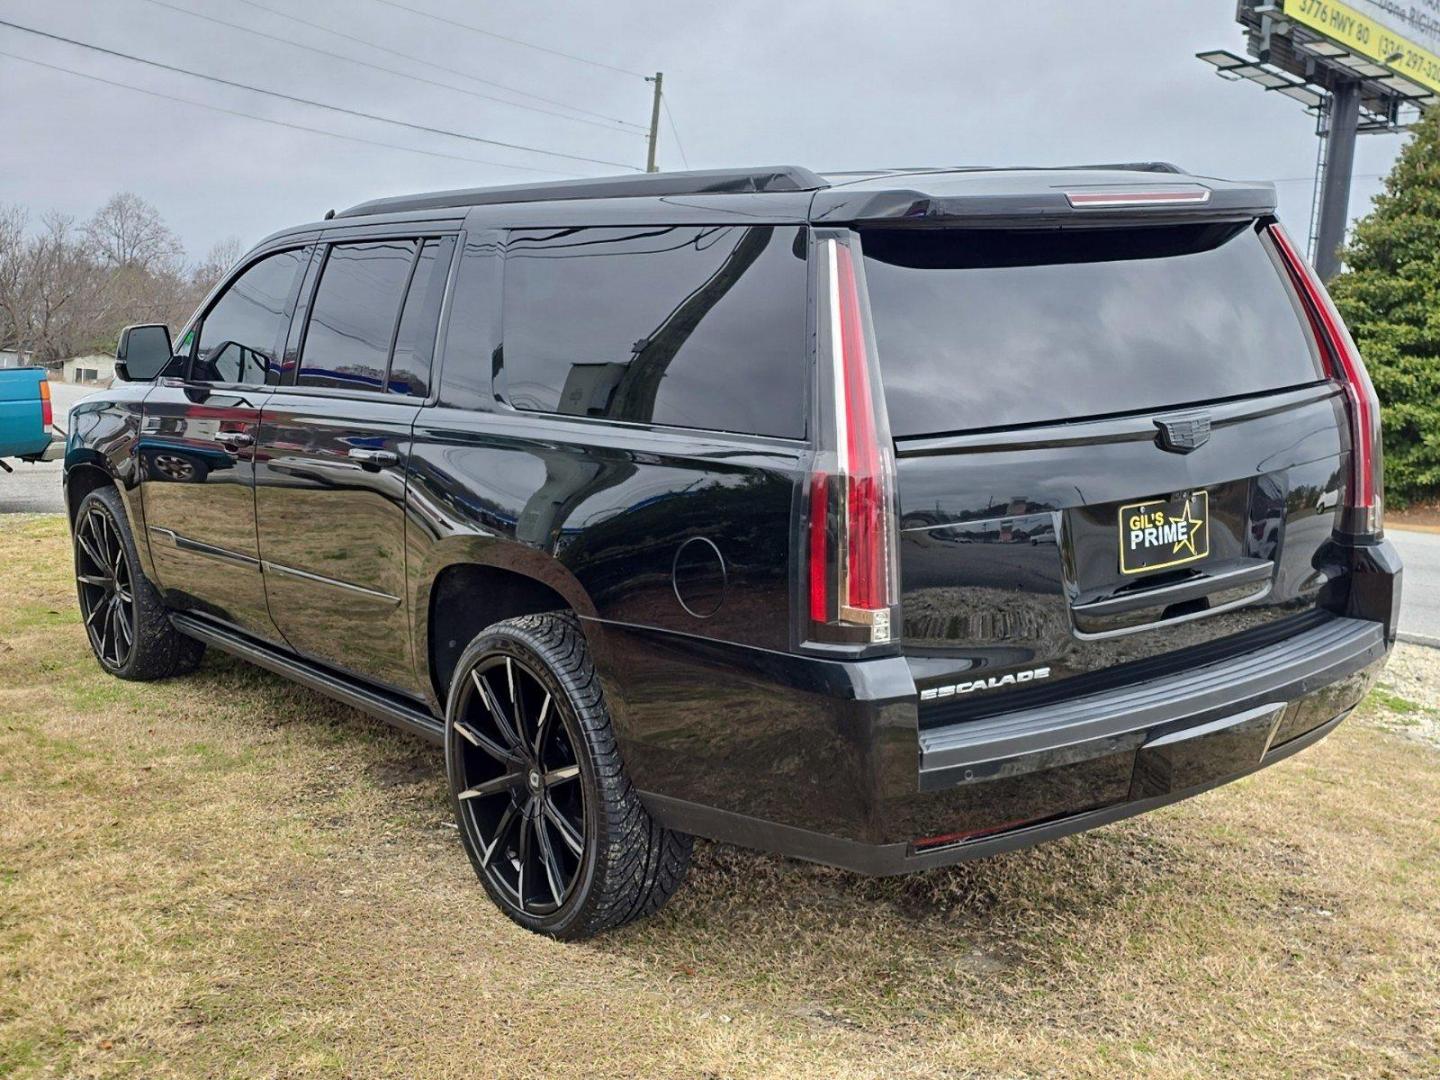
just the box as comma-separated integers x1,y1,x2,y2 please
191,248,307,386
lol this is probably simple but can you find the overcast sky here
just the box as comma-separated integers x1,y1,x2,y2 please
0,0,1412,261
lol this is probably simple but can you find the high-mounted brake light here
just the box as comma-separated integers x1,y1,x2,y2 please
1065,188,1211,209
1267,223,1383,538
807,238,899,646
38,377,52,431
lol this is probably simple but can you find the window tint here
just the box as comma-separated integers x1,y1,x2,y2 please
298,240,416,391
861,223,1325,437
435,233,503,411
387,237,454,398
500,225,808,438
192,248,305,385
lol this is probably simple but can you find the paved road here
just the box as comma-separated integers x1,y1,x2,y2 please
0,381,91,514
1389,528,1440,647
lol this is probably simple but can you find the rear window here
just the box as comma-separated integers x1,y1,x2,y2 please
499,225,808,439
861,223,1324,437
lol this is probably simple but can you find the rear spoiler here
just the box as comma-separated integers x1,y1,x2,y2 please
810,175,1277,228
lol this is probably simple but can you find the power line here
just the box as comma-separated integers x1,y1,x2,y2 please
661,94,690,169
0,49,568,174
234,0,646,132
367,0,648,80
138,0,646,138
0,17,640,170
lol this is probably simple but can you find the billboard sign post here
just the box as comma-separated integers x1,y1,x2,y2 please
1199,0,1435,279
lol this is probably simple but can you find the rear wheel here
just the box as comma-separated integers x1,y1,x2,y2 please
445,613,692,939
73,486,205,680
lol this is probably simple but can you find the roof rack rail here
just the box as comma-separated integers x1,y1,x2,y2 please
822,163,1188,179
337,166,829,218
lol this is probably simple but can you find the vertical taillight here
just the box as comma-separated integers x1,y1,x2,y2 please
38,377,52,431
807,236,899,646
1268,223,1384,539
807,471,830,623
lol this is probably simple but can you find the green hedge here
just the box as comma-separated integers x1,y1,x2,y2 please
1329,109,1440,506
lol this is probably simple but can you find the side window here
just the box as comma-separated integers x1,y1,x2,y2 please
298,240,416,391
192,249,306,386
499,225,809,438
436,232,503,411
387,236,454,398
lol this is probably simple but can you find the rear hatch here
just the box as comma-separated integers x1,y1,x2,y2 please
857,214,1357,720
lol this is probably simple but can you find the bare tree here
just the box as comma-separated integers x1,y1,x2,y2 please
193,236,244,291
84,192,183,273
2,193,233,363
0,204,30,352
25,213,114,362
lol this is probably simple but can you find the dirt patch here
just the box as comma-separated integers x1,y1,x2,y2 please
1368,643,1440,748
367,755,438,790
1388,498,1440,532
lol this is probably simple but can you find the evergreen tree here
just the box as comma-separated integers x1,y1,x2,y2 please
1330,107,1440,505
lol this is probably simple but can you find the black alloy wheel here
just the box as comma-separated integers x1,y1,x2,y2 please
71,486,206,681
75,499,136,670
451,653,587,916
446,614,693,939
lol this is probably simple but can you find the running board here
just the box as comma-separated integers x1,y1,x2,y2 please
169,612,445,745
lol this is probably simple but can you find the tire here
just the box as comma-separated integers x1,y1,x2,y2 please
445,613,692,939
73,485,206,681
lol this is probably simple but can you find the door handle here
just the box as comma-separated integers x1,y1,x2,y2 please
214,431,254,449
347,448,398,468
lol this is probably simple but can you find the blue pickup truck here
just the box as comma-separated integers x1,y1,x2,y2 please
0,367,62,468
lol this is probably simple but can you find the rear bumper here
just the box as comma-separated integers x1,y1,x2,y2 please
622,545,1398,874
918,616,1384,794
24,434,64,462
645,704,1358,875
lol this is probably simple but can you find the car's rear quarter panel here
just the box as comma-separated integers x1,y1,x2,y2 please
404,404,810,729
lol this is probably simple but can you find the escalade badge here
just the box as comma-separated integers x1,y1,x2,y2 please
920,666,1052,701
1154,413,1212,454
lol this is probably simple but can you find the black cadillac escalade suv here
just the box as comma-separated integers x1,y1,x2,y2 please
65,165,1402,939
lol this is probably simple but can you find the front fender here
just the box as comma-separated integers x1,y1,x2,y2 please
63,387,152,576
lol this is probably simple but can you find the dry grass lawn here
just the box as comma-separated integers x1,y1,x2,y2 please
2,513,1438,1079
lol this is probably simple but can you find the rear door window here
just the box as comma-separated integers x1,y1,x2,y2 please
499,225,808,439
434,232,502,411
386,236,454,398
298,240,417,391
860,223,1325,437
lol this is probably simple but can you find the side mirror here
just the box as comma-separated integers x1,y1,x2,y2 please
115,324,174,382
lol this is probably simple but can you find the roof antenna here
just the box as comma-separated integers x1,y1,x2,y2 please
324,209,336,220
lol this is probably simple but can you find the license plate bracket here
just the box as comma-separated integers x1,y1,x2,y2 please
1118,491,1210,575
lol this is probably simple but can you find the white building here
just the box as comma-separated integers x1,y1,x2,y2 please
62,354,115,384
0,349,33,369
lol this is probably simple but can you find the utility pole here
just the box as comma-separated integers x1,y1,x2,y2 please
645,72,663,173
1313,80,1362,282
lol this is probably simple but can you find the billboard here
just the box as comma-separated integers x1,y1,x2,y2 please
1282,0,1440,93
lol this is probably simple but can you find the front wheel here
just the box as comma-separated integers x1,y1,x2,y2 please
73,486,205,680
445,613,692,939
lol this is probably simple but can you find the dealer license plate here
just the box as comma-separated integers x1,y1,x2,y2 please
1118,491,1210,575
